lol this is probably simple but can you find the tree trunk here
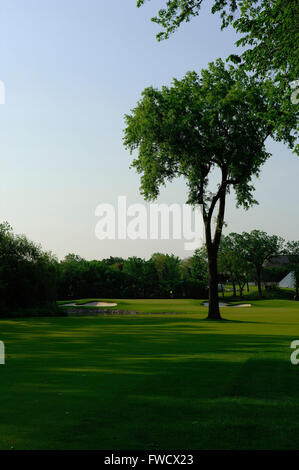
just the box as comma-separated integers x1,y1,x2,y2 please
247,281,249,292
207,250,221,320
294,283,299,301
232,280,237,297
203,168,227,320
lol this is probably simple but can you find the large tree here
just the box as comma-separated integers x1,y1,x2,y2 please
124,59,295,319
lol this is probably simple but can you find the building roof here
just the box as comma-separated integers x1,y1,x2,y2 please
265,255,290,267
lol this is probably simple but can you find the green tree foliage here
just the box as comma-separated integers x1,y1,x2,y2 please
229,0,298,82
124,59,295,318
0,222,57,314
151,252,168,280
151,253,182,284
2,222,295,310
230,230,284,298
137,0,299,148
102,256,125,270
57,255,135,299
189,247,208,282
137,0,298,79
150,252,208,297
56,252,208,301
180,248,209,297
137,0,238,41
218,234,237,295
123,256,160,297
218,234,251,297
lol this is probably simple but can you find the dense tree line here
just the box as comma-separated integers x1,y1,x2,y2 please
1,223,298,316
218,230,298,299
57,251,208,300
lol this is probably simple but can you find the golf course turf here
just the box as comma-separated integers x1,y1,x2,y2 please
0,298,298,450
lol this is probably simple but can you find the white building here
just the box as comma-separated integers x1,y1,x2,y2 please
279,272,295,289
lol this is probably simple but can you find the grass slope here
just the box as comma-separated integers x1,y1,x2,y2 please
0,299,299,450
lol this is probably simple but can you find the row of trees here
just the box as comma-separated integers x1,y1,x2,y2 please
55,231,299,301
1,222,298,314
0,222,207,312
57,251,208,300
218,231,299,300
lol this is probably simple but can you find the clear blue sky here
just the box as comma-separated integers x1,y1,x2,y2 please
0,0,298,260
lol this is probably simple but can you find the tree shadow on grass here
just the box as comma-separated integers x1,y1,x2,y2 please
201,317,266,324
0,321,298,450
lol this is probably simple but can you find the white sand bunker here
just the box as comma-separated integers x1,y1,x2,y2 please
61,301,117,307
84,302,117,307
203,302,251,308
232,303,251,308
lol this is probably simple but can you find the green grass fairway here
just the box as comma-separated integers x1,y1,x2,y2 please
1,299,299,450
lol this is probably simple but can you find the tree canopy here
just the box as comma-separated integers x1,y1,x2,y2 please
137,0,299,149
137,0,298,80
124,59,295,210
